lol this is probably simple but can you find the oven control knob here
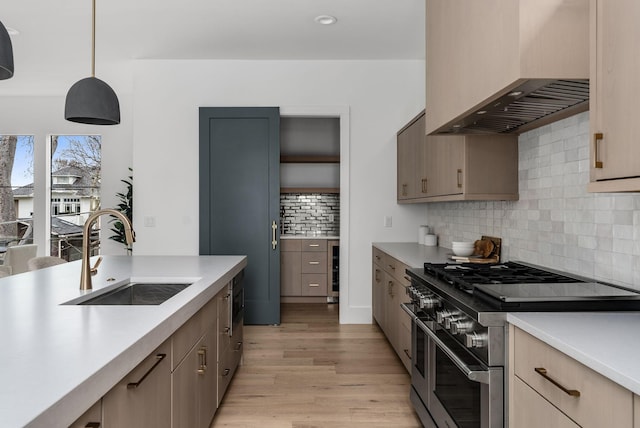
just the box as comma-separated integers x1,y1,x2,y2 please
465,332,488,349
444,316,462,329
451,320,473,335
435,310,449,323
420,295,440,310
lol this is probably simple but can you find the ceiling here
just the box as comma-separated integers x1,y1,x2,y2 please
1,0,425,95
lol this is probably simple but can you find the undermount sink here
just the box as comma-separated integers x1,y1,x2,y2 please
76,282,192,305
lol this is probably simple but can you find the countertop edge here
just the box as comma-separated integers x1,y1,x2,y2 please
507,312,640,396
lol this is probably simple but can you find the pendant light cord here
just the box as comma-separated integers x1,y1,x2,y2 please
91,0,96,77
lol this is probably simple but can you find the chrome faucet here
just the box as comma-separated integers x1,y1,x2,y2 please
80,208,135,290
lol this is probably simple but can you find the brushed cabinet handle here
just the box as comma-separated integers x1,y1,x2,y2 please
402,183,408,196
375,269,381,282
127,353,166,389
309,283,320,287
271,221,278,250
222,368,231,377
421,178,428,193
403,349,412,360
308,261,320,265
534,367,580,397
594,132,604,168
308,244,320,247
457,169,463,188
235,341,243,351
388,264,395,270
85,423,101,428
197,347,207,374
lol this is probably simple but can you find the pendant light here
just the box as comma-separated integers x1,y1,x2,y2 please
0,20,14,80
65,0,120,125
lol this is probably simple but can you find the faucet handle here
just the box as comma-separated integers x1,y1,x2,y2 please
90,256,103,275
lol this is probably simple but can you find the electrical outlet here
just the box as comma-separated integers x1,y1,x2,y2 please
329,214,335,222
384,216,392,228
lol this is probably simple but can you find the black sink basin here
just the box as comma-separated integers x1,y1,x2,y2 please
78,282,192,305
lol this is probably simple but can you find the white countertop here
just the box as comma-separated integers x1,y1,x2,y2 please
508,312,640,396
0,255,246,428
372,242,452,267
281,235,339,240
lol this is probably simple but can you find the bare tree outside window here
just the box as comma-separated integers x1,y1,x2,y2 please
51,136,101,261
0,135,34,251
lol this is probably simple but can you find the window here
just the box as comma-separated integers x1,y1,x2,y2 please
50,135,101,261
0,135,35,257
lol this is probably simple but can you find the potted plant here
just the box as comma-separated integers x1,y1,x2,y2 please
109,168,133,254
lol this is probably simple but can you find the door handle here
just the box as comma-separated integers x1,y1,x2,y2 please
127,353,166,389
271,221,278,250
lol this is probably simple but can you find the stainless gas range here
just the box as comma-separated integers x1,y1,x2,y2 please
401,261,640,428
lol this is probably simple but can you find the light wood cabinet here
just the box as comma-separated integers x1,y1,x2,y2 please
512,376,580,428
588,0,640,192
399,128,519,202
281,239,336,300
425,0,589,135
372,246,411,373
172,295,218,428
102,340,172,428
510,325,633,428
397,111,425,200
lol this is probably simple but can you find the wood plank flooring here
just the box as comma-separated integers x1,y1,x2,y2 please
211,303,422,428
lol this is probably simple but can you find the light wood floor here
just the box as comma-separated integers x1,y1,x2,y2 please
211,303,422,428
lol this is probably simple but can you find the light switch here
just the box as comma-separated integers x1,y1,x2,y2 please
144,216,156,227
384,216,392,228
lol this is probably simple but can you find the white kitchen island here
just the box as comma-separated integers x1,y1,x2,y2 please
0,255,246,428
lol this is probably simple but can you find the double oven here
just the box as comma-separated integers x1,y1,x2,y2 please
403,261,640,428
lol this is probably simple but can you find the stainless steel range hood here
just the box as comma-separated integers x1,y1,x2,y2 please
432,79,589,135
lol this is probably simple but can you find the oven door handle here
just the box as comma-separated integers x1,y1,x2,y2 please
400,302,417,320
415,317,490,385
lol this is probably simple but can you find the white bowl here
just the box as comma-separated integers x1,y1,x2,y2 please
452,247,474,256
452,241,474,248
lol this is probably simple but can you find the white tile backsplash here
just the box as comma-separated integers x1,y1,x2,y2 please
425,111,640,290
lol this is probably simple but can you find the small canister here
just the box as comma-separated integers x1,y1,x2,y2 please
424,234,437,246
418,225,429,244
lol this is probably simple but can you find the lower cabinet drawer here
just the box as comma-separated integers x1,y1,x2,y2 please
514,327,633,428
301,252,327,274
513,376,580,428
301,274,327,296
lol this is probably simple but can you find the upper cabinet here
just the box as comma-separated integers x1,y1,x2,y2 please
397,112,426,200
588,0,640,192
397,112,519,203
425,0,589,136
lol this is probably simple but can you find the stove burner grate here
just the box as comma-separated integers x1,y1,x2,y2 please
423,261,582,291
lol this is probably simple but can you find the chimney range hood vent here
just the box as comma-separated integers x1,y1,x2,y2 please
435,79,589,135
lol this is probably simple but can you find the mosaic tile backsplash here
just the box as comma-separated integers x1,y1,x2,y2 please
425,111,640,290
280,193,340,236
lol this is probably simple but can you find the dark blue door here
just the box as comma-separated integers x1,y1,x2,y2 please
199,107,280,325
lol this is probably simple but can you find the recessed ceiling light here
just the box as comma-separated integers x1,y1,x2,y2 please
314,15,337,25
6,27,19,36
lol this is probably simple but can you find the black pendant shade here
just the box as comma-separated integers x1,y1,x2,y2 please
64,0,120,125
65,77,120,125
0,20,14,80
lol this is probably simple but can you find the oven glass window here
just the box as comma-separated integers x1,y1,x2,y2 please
433,336,481,428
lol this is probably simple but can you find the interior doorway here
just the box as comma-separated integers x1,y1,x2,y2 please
280,106,350,323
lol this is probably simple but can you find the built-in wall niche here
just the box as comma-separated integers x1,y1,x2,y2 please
280,117,340,193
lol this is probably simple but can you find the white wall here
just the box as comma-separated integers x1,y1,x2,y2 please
426,111,640,291
0,95,134,256
132,59,427,323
